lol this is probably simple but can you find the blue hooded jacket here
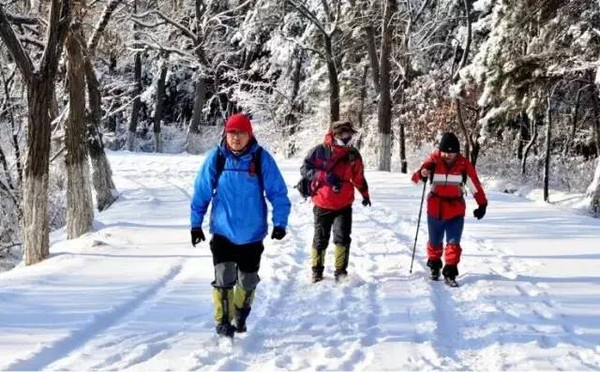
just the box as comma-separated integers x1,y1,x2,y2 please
190,140,291,245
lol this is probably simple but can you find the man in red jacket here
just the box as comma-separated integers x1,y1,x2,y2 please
411,132,487,287
301,120,371,283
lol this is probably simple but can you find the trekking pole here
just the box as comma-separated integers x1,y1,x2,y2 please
409,180,427,274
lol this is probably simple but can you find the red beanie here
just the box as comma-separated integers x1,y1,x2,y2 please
225,113,253,136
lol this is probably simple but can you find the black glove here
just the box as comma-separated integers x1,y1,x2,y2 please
362,197,371,207
326,173,341,192
473,204,487,220
271,226,286,240
191,228,205,246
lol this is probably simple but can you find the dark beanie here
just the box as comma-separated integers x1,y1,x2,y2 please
439,132,460,153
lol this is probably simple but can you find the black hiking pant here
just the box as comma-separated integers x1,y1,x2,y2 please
210,234,264,289
312,205,352,251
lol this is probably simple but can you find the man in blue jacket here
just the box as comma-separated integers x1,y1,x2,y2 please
190,113,291,338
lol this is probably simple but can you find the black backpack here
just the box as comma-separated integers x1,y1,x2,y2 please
294,177,314,199
214,147,264,192
294,146,357,199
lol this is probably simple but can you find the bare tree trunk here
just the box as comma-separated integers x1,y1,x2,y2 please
285,0,340,124
127,0,141,151
590,83,600,157
127,51,142,151
84,56,118,211
517,111,529,160
587,61,600,215
190,72,206,132
286,47,304,136
589,161,600,216
74,0,120,212
49,87,59,122
291,49,303,104
188,0,207,136
154,57,168,153
377,0,396,171
399,117,407,173
522,115,539,175
1,68,23,187
325,37,339,123
1,0,72,265
355,64,369,150
454,0,474,163
358,64,368,130
543,96,552,202
65,27,94,238
471,132,481,166
23,80,53,264
563,87,582,156
365,25,380,93
456,99,471,160
87,0,122,54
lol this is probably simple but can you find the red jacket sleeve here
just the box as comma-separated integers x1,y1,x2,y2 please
464,160,487,206
411,152,437,184
351,154,370,199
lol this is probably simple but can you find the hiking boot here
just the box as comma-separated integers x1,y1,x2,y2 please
216,322,236,338
444,276,459,287
312,265,324,283
428,259,443,281
334,269,348,282
312,270,324,283
234,307,251,333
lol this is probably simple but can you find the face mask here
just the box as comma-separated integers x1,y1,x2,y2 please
335,137,348,146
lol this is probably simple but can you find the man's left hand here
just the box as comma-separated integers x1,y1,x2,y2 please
271,226,286,240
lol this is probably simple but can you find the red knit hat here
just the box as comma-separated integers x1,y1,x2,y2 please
225,113,253,136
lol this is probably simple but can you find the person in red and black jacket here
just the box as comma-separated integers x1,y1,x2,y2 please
301,121,371,283
411,132,488,286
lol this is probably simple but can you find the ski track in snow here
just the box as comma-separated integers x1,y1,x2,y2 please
5,262,184,371
1,153,599,371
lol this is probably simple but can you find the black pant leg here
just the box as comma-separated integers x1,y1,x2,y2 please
312,206,335,251
332,206,352,247
236,241,265,273
210,234,237,288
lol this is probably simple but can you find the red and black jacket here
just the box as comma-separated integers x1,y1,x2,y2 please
411,150,487,220
301,133,369,210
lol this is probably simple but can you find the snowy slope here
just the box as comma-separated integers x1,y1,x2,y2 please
1,151,599,371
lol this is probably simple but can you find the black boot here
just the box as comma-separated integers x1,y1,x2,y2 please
216,322,236,338
427,259,443,281
234,307,251,333
442,265,459,287
334,269,348,282
312,266,324,283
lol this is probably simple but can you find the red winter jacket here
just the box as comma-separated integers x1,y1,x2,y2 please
300,133,370,210
411,151,487,220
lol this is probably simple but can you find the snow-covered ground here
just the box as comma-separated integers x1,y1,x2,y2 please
1,151,599,371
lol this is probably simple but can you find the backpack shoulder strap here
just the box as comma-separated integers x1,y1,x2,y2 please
318,144,330,160
214,149,226,189
253,146,264,192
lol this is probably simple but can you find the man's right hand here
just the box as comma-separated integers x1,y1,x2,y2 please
191,228,205,246
420,168,431,178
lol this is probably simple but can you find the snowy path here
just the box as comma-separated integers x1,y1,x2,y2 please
1,151,599,371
